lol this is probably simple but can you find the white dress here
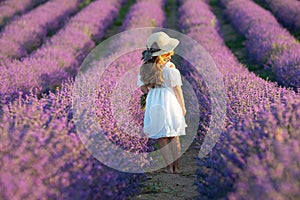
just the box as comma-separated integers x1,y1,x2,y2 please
137,61,188,139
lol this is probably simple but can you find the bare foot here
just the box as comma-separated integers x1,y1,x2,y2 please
164,165,173,174
173,165,181,174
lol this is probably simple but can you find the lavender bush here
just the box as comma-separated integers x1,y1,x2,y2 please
219,0,300,89
0,0,47,27
0,0,121,102
137,0,166,7
121,0,166,30
254,0,300,33
178,0,300,199
227,96,300,199
0,0,83,60
0,81,146,200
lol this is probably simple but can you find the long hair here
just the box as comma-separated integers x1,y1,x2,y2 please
140,51,174,88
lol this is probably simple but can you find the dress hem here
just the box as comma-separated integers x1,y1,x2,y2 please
149,133,187,139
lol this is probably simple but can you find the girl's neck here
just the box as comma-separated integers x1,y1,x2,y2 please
162,60,170,66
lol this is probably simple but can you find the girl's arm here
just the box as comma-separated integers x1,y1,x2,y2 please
140,85,149,94
138,73,149,93
172,85,186,116
170,63,186,116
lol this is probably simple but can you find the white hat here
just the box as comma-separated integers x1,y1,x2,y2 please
146,31,179,56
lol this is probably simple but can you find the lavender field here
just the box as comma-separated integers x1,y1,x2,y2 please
0,0,299,199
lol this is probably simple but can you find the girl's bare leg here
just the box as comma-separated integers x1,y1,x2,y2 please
157,137,173,173
169,136,181,173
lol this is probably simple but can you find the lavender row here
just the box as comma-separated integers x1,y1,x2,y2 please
178,0,286,124
121,0,166,30
0,0,83,61
0,80,146,200
0,0,167,199
226,93,300,199
254,0,300,33
0,0,121,102
137,0,165,7
219,0,300,89
0,0,47,27
178,0,300,199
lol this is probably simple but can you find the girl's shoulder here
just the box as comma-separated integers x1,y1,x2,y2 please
164,61,176,69
164,62,181,77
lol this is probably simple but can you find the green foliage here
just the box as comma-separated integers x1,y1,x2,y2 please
225,35,245,49
272,42,288,54
209,0,218,7
140,93,147,110
140,181,162,193
295,30,300,41
151,19,156,27
210,17,216,27
259,70,275,82
78,0,92,10
252,0,269,10
83,25,92,37
114,0,136,26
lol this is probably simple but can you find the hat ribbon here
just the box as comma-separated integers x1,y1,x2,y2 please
141,46,161,62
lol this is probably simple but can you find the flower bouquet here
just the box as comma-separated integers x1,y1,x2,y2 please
139,93,147,110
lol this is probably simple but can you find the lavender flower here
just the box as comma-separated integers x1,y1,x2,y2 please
0,0,82,60
0,0,47,27
0,0,121,101
220,0,300,89
254,0,300,32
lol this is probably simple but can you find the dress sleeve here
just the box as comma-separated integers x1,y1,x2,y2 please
168,68,183,87
137,73,144,87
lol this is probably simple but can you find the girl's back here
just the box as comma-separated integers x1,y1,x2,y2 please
161,61,183,89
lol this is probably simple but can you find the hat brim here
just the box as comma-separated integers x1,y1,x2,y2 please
152,38,179,56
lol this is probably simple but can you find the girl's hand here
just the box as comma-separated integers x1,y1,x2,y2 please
182,107,186,116
140,85,149,94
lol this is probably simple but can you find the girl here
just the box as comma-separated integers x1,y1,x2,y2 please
137,32,187,174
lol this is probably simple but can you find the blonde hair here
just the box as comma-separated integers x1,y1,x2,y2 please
140,51,174,88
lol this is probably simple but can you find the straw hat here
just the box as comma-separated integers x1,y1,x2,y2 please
141,32,179,62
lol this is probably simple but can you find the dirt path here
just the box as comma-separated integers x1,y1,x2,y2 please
132,1,199,199
133,141,199,200
97,0,136,44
